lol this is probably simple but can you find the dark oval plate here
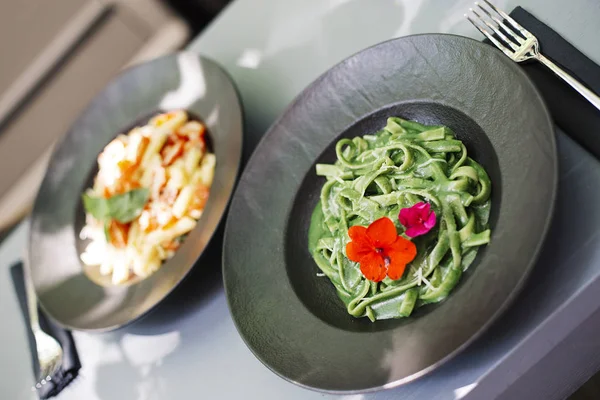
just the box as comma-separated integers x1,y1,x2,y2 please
223,34,557,393
29,52,243,331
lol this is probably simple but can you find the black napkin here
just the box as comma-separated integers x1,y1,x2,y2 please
10,261,81,399
498,7,600,157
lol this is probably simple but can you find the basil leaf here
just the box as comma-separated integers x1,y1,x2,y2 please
82,192,111,220
108,188,150,223
104,220,112,243
82,188,150,224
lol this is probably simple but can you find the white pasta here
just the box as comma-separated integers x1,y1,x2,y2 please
150,110,187,133
166,163,188,190
172,185,194,219
111,253,130,284
79,111,215,285
126,130,149,166
140,129,169,167
192,153,216,186
99,260,113,276
184,146,203,174
145,217,196,245
132,246,161,277
80,240,106,266
128,220,141,248
155,245,167,260
188,209,203,219
178,121,203,135
140,154,161,187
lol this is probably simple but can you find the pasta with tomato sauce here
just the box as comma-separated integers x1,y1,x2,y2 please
80,110,216,284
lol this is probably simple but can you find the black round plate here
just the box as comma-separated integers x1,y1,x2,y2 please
223,34,557,393
29,52,243,331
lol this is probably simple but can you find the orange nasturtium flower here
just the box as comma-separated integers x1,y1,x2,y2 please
346,217,417,282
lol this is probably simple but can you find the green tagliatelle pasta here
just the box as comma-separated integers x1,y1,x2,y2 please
308,117,492,322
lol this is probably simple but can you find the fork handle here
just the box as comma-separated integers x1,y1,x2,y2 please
537,54,600,111
24,265,41,331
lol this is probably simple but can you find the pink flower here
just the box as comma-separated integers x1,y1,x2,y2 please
399,202,436,237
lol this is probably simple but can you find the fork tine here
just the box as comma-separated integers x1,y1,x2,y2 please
482,0,534,39
475,2,524,45
466,13,514,58
471,7,518,51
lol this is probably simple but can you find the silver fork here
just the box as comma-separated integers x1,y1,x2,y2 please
466,0,600,111
25,268,63,389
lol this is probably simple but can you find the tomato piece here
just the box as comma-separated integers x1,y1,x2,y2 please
109,220,129,248
161,140,184,166
162,216,179,230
